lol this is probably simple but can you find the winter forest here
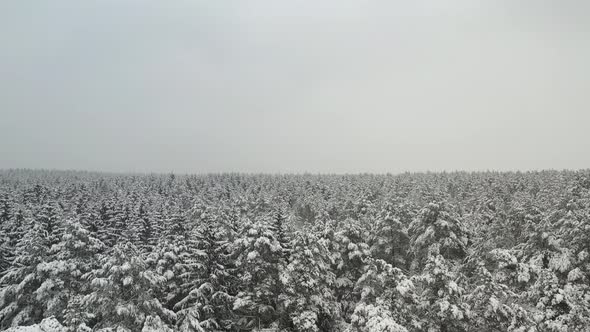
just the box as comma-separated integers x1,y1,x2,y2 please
0,169,589,332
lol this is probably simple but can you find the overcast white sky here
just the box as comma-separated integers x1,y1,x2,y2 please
1,1,589,173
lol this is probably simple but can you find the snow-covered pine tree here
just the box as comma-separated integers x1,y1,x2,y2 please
79,207,107,255
462,255,531,331
142,315,174,332
0,238,9,276
516,184,590,331
233,219,284,329
414,254,470,332
280,231,336,332
0,204,27,276
331,219,371,322
0,193,12,223
163,205,189,243
147,204,165,245
120,204,138,245
132,201,160,253
369,202,410,270
148,240,191,312
0,192,14,274
408,203,471,331
351,258,417,331
175,210,233,331
351,302,409,332
0,202,63,328
157,203,193,311
96,200,116,247
112,202,132,243
268,204,292,324
270,204,291,261
22,184,47,206
36,218,105,327
408,202,469,272
83,243,175,331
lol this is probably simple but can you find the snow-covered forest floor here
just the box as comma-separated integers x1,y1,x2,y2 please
0,169,589,332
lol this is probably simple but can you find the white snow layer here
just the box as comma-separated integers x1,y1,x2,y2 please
5,317,65,332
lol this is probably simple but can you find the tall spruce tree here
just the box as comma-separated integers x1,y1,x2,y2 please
0,203,63,328
83,243,175,331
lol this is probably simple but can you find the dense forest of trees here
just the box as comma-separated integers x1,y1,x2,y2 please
0,169,589,332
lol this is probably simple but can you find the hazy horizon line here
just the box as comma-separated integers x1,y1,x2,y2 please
1,167,588,177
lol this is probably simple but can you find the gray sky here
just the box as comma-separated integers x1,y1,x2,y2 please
1,1,589,174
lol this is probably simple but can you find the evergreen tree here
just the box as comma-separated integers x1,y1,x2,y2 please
0,203,63,328
281,231,336,332
148,240,191,311
83,243,175,331
369,203,410,270
270,205,291,261
233,220,283,328
332,219,371,322
164,207,189,243
462,256,531,331
414,255,470,332
132,202,160,253
408,202,469,271
175,216,233,331
352,258,417,331
408,203,471,331
38,219,105,327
